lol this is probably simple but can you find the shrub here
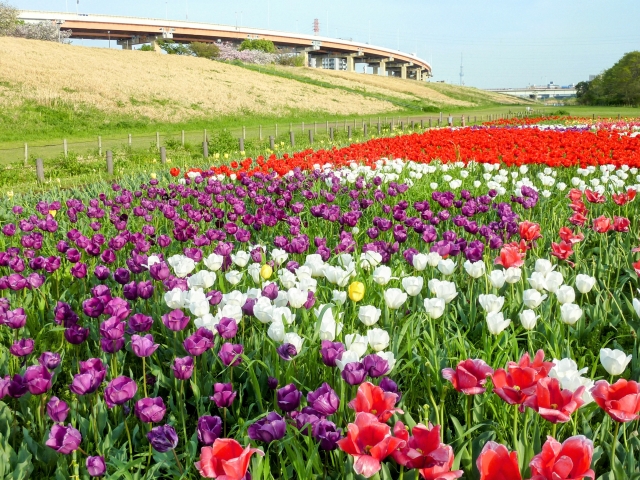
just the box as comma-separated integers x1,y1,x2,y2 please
0,1,18,36
156,38,191,55
239,39,277,53
190,42,220,59
139,44,155,51
276,53,305,67
12,21,72,43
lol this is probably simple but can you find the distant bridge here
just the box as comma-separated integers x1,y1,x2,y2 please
486,85,577,100
18,10,432,81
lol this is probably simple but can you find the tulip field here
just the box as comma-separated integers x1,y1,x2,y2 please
2,117,640,479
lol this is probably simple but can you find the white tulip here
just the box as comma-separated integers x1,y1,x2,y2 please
164,288,187,309
246,288,262,299
295,266,313,281
332,290,347,306
194,313,219,331
203,253,224,271
384,288,407,310
184,289,206,305
223,291,248,308
549,358,594,405
560,303,582,325
335,350,361,371
345,333,368,357
358,305,382,326
478,294,505,314
464,260,486,279
522,289,547,309
372,265,392,286
402,276,424,297
599,348,632,376
424,297,446,319
267,321,285,342
412,253,428,271
272,306,295,325
428,279,458,303
167,255,196,278
376,351,396,373
527,272,547,291
519,309,539,330
535,259,555,276
545,271,564,294
488,270,506,289
278,269,297,289
187,270,216,290
224,270,244,286
426,252,443,267
360,251,383,270
437,259,456,276
304,254,326,277
575,274,596,294
367,328,390,352
319,316,342,341
247,263,261,284
146,255,161,268
270,248,288,265
283,332,304,353
504,267,522,284
231,251,250,268
219,304,243,322
274,291,289,308
555,285,576,305
253,297,274,323
486,312,511,335
287,288,308,309
296,277,318,293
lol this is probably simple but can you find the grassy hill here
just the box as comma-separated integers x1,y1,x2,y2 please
0,36,526,145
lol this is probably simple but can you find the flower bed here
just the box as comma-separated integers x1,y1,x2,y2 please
0,121,639,479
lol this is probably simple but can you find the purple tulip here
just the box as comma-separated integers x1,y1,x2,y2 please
313,419,342,450
276,343,297,361
136,281,154,300
362,354,390,378
197,415,222,445
86,456,107,477
379,376,402,400
10,338,34,357
104,298,131,320
129,313,153,332
319,341,345,367
4,308,26,329
131,334,159,357
290,407,322,435
161,310,190,331
206,290,223,306
45,424,82,454
261,283,279,300
341,362,367,386
82,298,104,318
123,282,138,301
247,412,286,443
276,383,302,412
307,383,340,416
113,268,131,285
39,351,61,370
70,263,88,279
134,397,166,423
267,376,279,390
94,265,111,281
104,376,137,408
149,262,170,281
147,425,178,453
210,383,236,408
69,359,107,395
24,365,52,395
7,374,28,398
7,273,27,291
171,356,194,380
64,324,89,345
47,396,70,422
100,316,125,340
218,343,243,367
215,317,238,339
100,337,125,354
183,331,213,356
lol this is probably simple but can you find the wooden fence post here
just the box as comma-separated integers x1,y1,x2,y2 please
36,158,44,183
259,125,262,141
129,134,133,147
275,124,278,137
309,130,313,144
347,125,352,138
239,138,244,152
24,143,28,167
160,147,166,164
181,131,185,147
203,142,208,159
98,136,102,156
289,131,295,147
106,151,113,175
269,136,275,150
377,123,381,134
302,121,304,133
363,124,368,136
326,121,329,133
64,139,68,158
329,127,334,141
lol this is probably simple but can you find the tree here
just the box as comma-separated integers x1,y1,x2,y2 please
0,1,19,36
238,39,276,53
576,51,640,106
190,42,220,59
156,38,191,55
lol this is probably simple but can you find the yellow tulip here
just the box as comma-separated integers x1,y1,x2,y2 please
348,281,365,302
260,264,273,280
48,210,57,217
151,173,157,179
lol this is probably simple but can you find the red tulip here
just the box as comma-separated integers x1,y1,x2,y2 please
392,422,463,480
523,377,584,424
613,216,630,232
529,435,595,480
492,350,552,406
566,189,583,202
477,441,522,480
591,379,640,423
558,227,584,245
551,241,573,261
195,438,263,479
519,221,542,243
494,243,525,269
569,212,588,227
592,216,612,233
634,259,640,277
348,382,403,423
337,412,405,478
585,189,605,204
169,167,180,177
568,200,588,215
442,359,494,395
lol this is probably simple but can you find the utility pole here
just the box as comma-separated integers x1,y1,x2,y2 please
185,0,189,20
108,30,111,48
76,0,79,15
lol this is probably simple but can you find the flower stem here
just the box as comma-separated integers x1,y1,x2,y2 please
611,421,620,470
513,404,518,449
172,449,184,475
466,394,473,431
142,357,148,398
124,414,133,459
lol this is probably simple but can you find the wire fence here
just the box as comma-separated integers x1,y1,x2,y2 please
3,109,571,186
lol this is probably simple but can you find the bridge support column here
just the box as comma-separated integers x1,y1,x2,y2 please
372,66,379,75
379,61,386,76
301,50,309,67
345,56,355,72
154,40,162,53
414,69,422,81
400,64,407,80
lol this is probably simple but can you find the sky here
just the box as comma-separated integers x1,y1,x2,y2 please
11,0,640,88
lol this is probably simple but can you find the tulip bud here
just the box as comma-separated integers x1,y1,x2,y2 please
348,282,365,302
